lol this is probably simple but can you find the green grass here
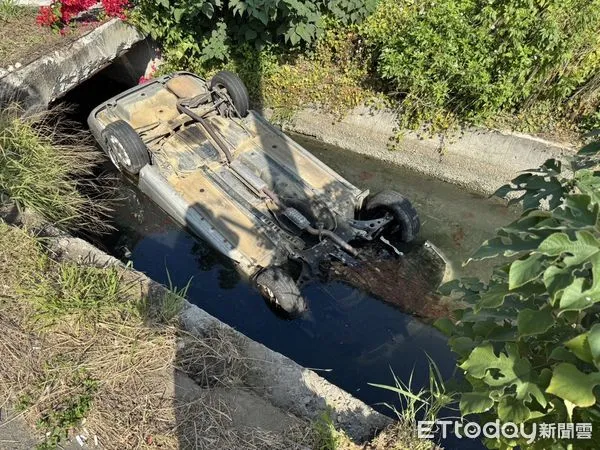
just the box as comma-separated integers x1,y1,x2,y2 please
312,408,343,450
26,263,136,327
140,267,190,324
370,358,456,425
366,358,456,449
0,105,112,232
0,0,23,21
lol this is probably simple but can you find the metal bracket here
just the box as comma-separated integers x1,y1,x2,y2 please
347,214,394,240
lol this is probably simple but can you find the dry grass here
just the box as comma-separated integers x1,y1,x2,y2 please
0,222,312,449
0,104,114,233
365,421,436,450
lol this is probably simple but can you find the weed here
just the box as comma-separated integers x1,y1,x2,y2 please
312,408,342,450
140,267,190,324
35,369,98,450
0,0,22,21
0,104,113,232
25,263,135,327
370,358,456,425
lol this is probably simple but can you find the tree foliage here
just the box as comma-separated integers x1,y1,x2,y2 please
437,140,600,449
134,0,376,66
361,0,600,131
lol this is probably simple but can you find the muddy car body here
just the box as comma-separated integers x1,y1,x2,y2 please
88,71,420,316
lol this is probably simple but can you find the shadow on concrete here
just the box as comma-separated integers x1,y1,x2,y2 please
0,78,43,113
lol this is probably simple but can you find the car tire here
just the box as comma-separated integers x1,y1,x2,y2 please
210,71,250,118
255,267,306,318
102,120,150,175
365,190,420,243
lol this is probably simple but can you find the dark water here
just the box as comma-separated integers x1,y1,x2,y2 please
103,183,456,405
100,171,483,449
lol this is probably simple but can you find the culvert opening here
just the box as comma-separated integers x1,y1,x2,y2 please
51,61,136,126
45,61,138,243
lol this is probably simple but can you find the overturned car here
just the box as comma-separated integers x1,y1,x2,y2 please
88,71,421,317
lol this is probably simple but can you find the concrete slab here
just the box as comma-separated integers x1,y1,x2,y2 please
276,106,576,196
0,19,147,111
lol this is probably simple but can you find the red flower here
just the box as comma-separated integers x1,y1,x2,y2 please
36,0,129,30
102,0,129,19
36,6,59,27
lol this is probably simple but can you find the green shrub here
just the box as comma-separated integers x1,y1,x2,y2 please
361,0,600,131
436,140,600,449
133,0,380,68
172,23,378,120
134,0,324,67
321,0,377,25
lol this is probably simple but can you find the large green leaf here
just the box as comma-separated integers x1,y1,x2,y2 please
538,231,600,312
469,214,555,262
449,336,476,358
565,332,593,363
588,324,600,369
498,395,531,423
460,391,494,415
509,253,547,289
496,170,566,210
543,265,575,303
559,279,600,312
438,277,485,297
549,346,579,364
546,363,600,407
538,231,600,267
434,317,455,336
550,194,598,230
574,170,600,204
475,283,509,312
517,308,554,337
460,343,547,420
469,232,546,262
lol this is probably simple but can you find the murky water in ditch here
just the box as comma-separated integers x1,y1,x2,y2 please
94,133,518,450
61,72,518,448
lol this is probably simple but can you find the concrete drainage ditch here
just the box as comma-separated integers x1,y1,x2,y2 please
0,18,551,448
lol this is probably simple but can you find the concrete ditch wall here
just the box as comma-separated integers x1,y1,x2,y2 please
275,106,575,196
41,228,391,442
0,19,150,111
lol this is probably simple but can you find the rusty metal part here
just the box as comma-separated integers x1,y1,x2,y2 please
347,215,394,240
263,188,358,257
176,100,233,163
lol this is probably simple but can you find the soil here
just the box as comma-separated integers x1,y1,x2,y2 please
0,8,100,70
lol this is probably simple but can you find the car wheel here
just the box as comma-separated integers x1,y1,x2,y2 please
101,120,150,175
365,190,420,243
210,71,250,118
255,267,306,318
